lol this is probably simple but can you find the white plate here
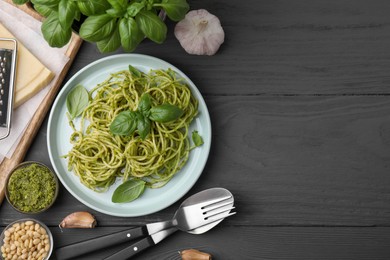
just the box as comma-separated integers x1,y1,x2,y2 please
47,54,211,217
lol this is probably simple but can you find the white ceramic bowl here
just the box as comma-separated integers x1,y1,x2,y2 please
0,218,53,260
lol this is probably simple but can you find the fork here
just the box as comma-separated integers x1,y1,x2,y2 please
104,199,236,260
56,187,235,260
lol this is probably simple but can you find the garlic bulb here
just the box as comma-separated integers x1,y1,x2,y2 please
174,9,225,56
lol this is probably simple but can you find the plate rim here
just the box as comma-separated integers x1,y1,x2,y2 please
47,54,212,217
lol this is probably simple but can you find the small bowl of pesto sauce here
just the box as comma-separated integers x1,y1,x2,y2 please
5,161,59,214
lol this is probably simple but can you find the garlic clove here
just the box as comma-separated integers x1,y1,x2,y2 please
174,9,225,56
59,211,97,229
180,249,212,260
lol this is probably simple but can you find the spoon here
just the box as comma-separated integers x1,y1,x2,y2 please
103,188,235,260
56,187,235,260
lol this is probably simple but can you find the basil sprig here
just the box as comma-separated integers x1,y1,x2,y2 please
110,92,183,140
15,0,189,52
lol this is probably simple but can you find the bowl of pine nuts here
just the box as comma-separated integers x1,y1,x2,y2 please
0,218,53,260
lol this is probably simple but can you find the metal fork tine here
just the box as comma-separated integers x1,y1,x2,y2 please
197,194,232,209
202,200,233,212
204,206,235,219
196,211,237,228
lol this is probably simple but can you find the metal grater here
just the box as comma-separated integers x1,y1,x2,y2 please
0,38,17,140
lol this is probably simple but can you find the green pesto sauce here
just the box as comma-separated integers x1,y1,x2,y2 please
7,164,56,213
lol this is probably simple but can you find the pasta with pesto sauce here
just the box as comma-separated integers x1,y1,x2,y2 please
65,67,198,192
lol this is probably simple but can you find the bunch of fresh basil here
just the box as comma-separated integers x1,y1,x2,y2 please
12,0,189,53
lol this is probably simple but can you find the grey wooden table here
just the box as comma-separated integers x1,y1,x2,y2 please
2,0,390,259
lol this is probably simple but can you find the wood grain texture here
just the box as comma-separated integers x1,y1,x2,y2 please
1,0,390,259
49,226,390,260
204,96,390,226
0,2,83,205
97,0,390,95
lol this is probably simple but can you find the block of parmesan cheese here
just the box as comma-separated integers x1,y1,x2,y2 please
0,23,54,108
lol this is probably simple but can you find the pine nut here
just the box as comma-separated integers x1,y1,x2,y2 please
1,221,51,260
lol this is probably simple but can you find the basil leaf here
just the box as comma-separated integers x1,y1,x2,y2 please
12,0,29,5
135,10,167,44
66,84,89,120
110,110,138,136
41,12,72,48
106,8,126,18
77,0,111,16
128,65,142,78
149,104,183,123
112,179,146,203
156,0,189,21
145,2,153,11
127,2,145,17
137,114,151,140
108,0,127,11
119,17,144,52
75,10,81,21
97,21,121,53
31,0,59,10
79,14,116,42
138,93,152,116
58,0,77,29
192,131,204,147
34,4,54,17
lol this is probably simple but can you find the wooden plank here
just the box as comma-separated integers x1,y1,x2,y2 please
203,95,390,226
114,0,390,95
46,226,390,260
1,96,389,227
0,2,83,205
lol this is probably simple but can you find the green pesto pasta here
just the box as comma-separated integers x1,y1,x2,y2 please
65,68,198,192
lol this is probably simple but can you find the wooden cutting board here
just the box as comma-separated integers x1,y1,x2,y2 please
0,1,83,204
